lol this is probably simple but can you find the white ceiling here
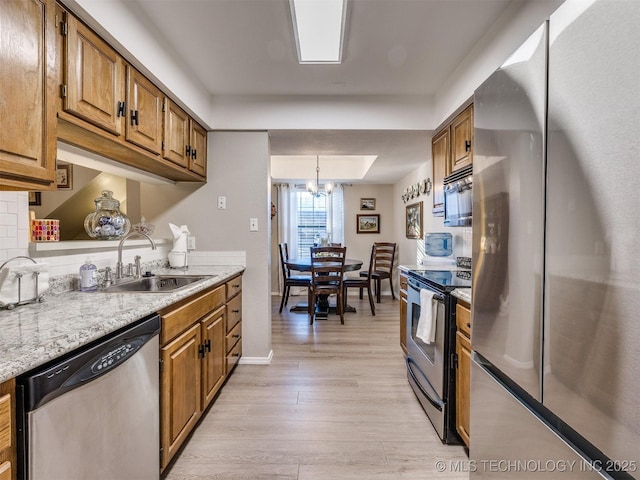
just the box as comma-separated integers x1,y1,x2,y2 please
126,0,515,183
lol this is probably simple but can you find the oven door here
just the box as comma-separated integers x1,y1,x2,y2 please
406,279,447,438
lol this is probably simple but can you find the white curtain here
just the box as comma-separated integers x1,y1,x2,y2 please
276,183,299,256
276,184,302,296
328,184,344,245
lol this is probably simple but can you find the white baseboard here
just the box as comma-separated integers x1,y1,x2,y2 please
239,349,273,365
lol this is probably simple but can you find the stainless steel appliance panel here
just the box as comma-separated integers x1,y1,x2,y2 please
407,279,446,399
545,0,640,467
472,22,547,401
22,316,160,480
470,356,608,479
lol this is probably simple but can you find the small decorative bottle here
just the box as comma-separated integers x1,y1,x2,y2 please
79,258,97,292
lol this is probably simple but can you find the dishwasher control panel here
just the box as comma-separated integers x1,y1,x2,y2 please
91,337,144,374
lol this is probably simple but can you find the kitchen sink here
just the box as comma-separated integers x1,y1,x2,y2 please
100,275,214,293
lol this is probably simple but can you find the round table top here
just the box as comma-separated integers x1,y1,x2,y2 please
285,257,363,272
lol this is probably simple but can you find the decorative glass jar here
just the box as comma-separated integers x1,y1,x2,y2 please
84,190,131,240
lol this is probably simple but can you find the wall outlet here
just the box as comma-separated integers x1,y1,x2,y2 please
187,235,196,250
249,218,258,231
217,196,226,209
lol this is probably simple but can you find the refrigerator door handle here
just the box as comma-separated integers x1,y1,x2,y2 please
406,357,444,411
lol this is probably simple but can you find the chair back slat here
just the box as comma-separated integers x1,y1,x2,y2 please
278,242,292,279
310,246,346,288
372,242,396,273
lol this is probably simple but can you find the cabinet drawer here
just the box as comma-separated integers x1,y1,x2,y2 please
161,285,225,344
399,273,408,292
226,276,242,301
456,302,471,339
226,320,241,354
226,339,242,371
226,294,242,333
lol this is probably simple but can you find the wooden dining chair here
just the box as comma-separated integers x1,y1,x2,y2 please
359,242,397,303
278,242,311,313
308,246,347,325
343,243,375,315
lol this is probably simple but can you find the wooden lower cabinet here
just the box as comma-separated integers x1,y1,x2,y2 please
160,274,242,472
455,301,472,447
0,379,16,480
161,323,202,467
201,306,226,406
399,272,408,354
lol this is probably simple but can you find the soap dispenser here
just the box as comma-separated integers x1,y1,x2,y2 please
79,258,97,292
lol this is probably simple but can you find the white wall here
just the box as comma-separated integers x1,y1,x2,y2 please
141,132,273,362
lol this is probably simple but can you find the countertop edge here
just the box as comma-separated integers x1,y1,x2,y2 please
0,266,245,383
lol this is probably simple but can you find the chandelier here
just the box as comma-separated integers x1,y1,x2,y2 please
307,156,333,197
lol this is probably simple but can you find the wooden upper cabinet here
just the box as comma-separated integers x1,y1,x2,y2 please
431,128,449,216
0,0,56,190
190,121,207,177
64,14,125,136
126,67,163,155
163,99,190,168
450,105,473,174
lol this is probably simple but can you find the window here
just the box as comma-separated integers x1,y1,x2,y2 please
296,193,329,257
276,184,344,260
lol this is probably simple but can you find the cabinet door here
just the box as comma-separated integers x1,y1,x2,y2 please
431,128,449,216
0,0,56,189
456,330,471,447
450,105,473,173
163,99,190,168
160,324,201,470
201,307,226,408
0,379,15,480
190,121,207,177
126,66,163,155
64,15,125,136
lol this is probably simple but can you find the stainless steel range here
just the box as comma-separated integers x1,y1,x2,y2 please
406,266,471,445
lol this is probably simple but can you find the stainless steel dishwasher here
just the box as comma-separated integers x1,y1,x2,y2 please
17,314,161,480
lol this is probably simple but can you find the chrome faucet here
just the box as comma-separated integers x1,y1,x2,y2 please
115,232,157,280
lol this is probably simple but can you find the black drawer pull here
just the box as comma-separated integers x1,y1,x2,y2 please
232,334,240,338
232,353,240,357
466,323,471,328
130,109,139,126
232,309,240,313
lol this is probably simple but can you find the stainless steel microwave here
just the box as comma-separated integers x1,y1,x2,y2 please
443,165,472,227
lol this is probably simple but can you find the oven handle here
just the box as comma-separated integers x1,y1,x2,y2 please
406,357,444,411
408,282,445,302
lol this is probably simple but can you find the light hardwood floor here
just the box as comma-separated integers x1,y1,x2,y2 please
164,294,470,480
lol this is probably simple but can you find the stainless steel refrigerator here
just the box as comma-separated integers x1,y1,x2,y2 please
471,0,639,478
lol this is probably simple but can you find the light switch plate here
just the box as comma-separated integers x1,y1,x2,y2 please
187,235,196,250
217,196,226,209
249,218,258,231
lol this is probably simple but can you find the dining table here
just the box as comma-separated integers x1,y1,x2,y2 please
284,257,363,319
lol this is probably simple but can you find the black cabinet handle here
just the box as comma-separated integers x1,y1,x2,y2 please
191,148,197,160
233,353,240,357
232,309,240,314
465,140,471,152
198,344,206,358
117,101,126,118
130,110,139,126
186,145,191,157
467,323,471,328
232,334,240,339
204,339,211,352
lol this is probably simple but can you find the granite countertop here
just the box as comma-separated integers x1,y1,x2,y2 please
0,265,244,383
451,288,472,305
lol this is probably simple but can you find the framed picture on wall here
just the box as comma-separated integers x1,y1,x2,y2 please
360,198,376,210
357,214,380,234
406,202,423,239
56,163,73,189
28,192,41,206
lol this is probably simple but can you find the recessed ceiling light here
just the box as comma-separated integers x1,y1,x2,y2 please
289,0,347,64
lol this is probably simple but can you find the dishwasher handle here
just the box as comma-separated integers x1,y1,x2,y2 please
20,314,160,411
